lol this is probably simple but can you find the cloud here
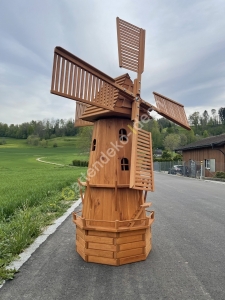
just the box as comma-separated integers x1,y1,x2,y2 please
0,0,224,124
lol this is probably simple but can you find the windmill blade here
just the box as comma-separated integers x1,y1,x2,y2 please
117,17,145,75
153,92,190,130
51,47,134,112
139,93,190,130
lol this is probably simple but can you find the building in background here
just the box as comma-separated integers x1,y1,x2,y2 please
176,134,225,177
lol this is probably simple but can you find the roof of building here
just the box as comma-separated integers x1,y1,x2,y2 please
176,133,225,151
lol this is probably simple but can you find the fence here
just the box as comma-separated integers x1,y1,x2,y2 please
154,160,225,178
153,161,206,178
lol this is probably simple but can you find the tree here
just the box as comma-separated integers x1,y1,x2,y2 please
203,130,209,138
188,112,200,128
185,129,196,144
218,107,225,124
202,110,209,127
77,126,93,152
143,119,163,149
161,150,173,160
163,134,181,151
179,133,187,146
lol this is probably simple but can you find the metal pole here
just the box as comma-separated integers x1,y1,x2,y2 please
200,161,203,179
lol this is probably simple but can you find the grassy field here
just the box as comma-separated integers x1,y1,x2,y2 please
0,137,89,282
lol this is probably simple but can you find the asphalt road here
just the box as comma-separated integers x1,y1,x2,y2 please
1,173,225,300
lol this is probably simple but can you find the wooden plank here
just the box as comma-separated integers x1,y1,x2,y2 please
72,64,77,96
76,227,85,239
88,242,116,252
64,60,69,94
59,57,65,93
68,63,73,95
55,54,60,92
88,256,117,266
85,235,114,244
75,66,81,98
51,53,57,91
119,254,146,265
87,230,117,238
117,234,143,244
138,29,145,74
117,247,144,258
85,248,114,259
145,228,151,241
145,241,151,256
76,235,85,248
76,239,85,251
119,229,145,237
76,244,86,261
119,240,146,251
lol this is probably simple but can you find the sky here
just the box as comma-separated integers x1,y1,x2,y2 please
0,0,225,125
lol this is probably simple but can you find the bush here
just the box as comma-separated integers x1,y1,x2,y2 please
39,139,48,148
53,142,58,148
72,160,89,167
27,135,40,146
173,153,183,161
214,171,225,179
0,139,6,145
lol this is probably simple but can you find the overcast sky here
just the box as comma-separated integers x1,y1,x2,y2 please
0,0,224,125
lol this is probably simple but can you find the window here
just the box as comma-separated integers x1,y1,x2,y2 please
205,159,215,172
119,129,127,141
92,139,96,151
121,158,129,171
205,159,210,169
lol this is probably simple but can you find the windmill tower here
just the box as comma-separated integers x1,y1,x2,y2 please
50,18,190,266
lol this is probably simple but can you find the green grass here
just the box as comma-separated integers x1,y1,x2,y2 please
0,137,88,282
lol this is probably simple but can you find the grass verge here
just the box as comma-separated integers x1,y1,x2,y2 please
0,138,88,283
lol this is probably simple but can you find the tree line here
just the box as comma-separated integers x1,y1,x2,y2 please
0,118,78,140
0,107,224,152
143,107,225,152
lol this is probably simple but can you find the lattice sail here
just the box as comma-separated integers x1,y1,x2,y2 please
153,92,190,130
130,129,154,191
117,17,145,74
51,47,133,111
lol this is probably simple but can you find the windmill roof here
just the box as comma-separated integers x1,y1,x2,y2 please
176,134,225,151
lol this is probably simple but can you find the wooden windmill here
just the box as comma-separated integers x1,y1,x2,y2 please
50,17,190,266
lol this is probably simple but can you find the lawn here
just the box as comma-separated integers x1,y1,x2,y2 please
0,137,89,282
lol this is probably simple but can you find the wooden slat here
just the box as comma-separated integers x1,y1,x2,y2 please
88,256,117,266
130,129,154,191
119,240,146,251
51,53,57,91
68,63,74,95
88,242,116,251
88,230,117,238
119,229,145,237
85,248,114,259
119,254,146,265
85,235,114,244
64,60,69,94
59,58,65,93
117,247,143,258
117,234,143,244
